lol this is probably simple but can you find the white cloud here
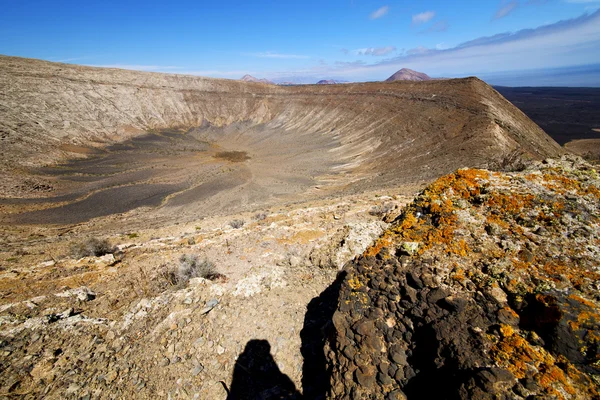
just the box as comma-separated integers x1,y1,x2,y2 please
263,9,600,81
493,1,519,19
245,51,309,59
370,6,389,20
406,46,431,55
412,11,436,25
356,46,397,56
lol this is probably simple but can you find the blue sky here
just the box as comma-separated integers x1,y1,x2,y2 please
1,0,599,85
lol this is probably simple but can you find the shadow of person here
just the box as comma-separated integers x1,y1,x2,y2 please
300,271,346,400
227,339,301,400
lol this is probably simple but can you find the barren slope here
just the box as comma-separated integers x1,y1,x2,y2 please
0,55,563,227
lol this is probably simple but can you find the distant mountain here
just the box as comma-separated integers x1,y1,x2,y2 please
316,79,346,85
385,68,431,82
240,74,274,84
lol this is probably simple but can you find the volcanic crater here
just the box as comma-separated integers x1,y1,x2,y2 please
0,55,563,229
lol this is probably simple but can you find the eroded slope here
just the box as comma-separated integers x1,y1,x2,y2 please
0,56,563,227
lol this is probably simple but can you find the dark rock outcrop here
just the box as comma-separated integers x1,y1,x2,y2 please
327,156,600,399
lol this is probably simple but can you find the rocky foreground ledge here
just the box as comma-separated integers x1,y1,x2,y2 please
327,155,600,399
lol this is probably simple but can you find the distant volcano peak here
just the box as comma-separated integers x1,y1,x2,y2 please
385,68,431,82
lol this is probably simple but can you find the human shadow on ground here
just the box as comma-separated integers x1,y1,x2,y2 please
227,339,301,400
227,271,346,400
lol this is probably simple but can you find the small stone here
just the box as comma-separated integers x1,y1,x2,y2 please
355,366,376,388
216,345,225,355
200,299,219,314
390,349,407,365
387,389,408,400
406,272,424,289
160,357,170,367
191,365,204,376
289,255,302,267
377,372,394,386
354,320,375,336
105,370,118,383
400,242,420,255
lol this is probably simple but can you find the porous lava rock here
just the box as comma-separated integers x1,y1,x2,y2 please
327,155,600,399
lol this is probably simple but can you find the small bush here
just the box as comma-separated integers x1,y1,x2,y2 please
162,255,218,287
252,212,267,221
229,219,245,229
491,150,529,172
71,237,114,259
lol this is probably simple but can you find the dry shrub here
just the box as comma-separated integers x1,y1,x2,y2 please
161,255,219,288
252,212,267,221
229,219,245,229
71,237,114,259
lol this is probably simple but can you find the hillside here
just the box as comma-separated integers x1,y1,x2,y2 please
386,68,432,82
240,74,274,84
0,56,563,229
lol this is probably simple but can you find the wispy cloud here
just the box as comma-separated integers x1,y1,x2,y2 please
493,0,519,19
406,46,431,55
412,11,436,25
422,20,450,33
370,6,389,20
356,46,397,56
266,9,600,81
244,51,309,59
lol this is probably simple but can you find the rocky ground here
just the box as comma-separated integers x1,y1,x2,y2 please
328,155,600,399
0,187,410,399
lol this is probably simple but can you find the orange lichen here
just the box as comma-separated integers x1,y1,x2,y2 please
363,234,393,257
451,267,465,281
489,327,593,399
348,276,363,290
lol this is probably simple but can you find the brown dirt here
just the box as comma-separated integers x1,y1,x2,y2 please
564,138,600,163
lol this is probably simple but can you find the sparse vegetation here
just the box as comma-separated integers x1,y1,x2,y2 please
252,212,267,221
161,254,219,287
127,233,139,239
491,149,529,172
229,219,245,229
368,202,395,217
70,237,115,259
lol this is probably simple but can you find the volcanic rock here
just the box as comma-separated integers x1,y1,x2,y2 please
327,155,600,399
